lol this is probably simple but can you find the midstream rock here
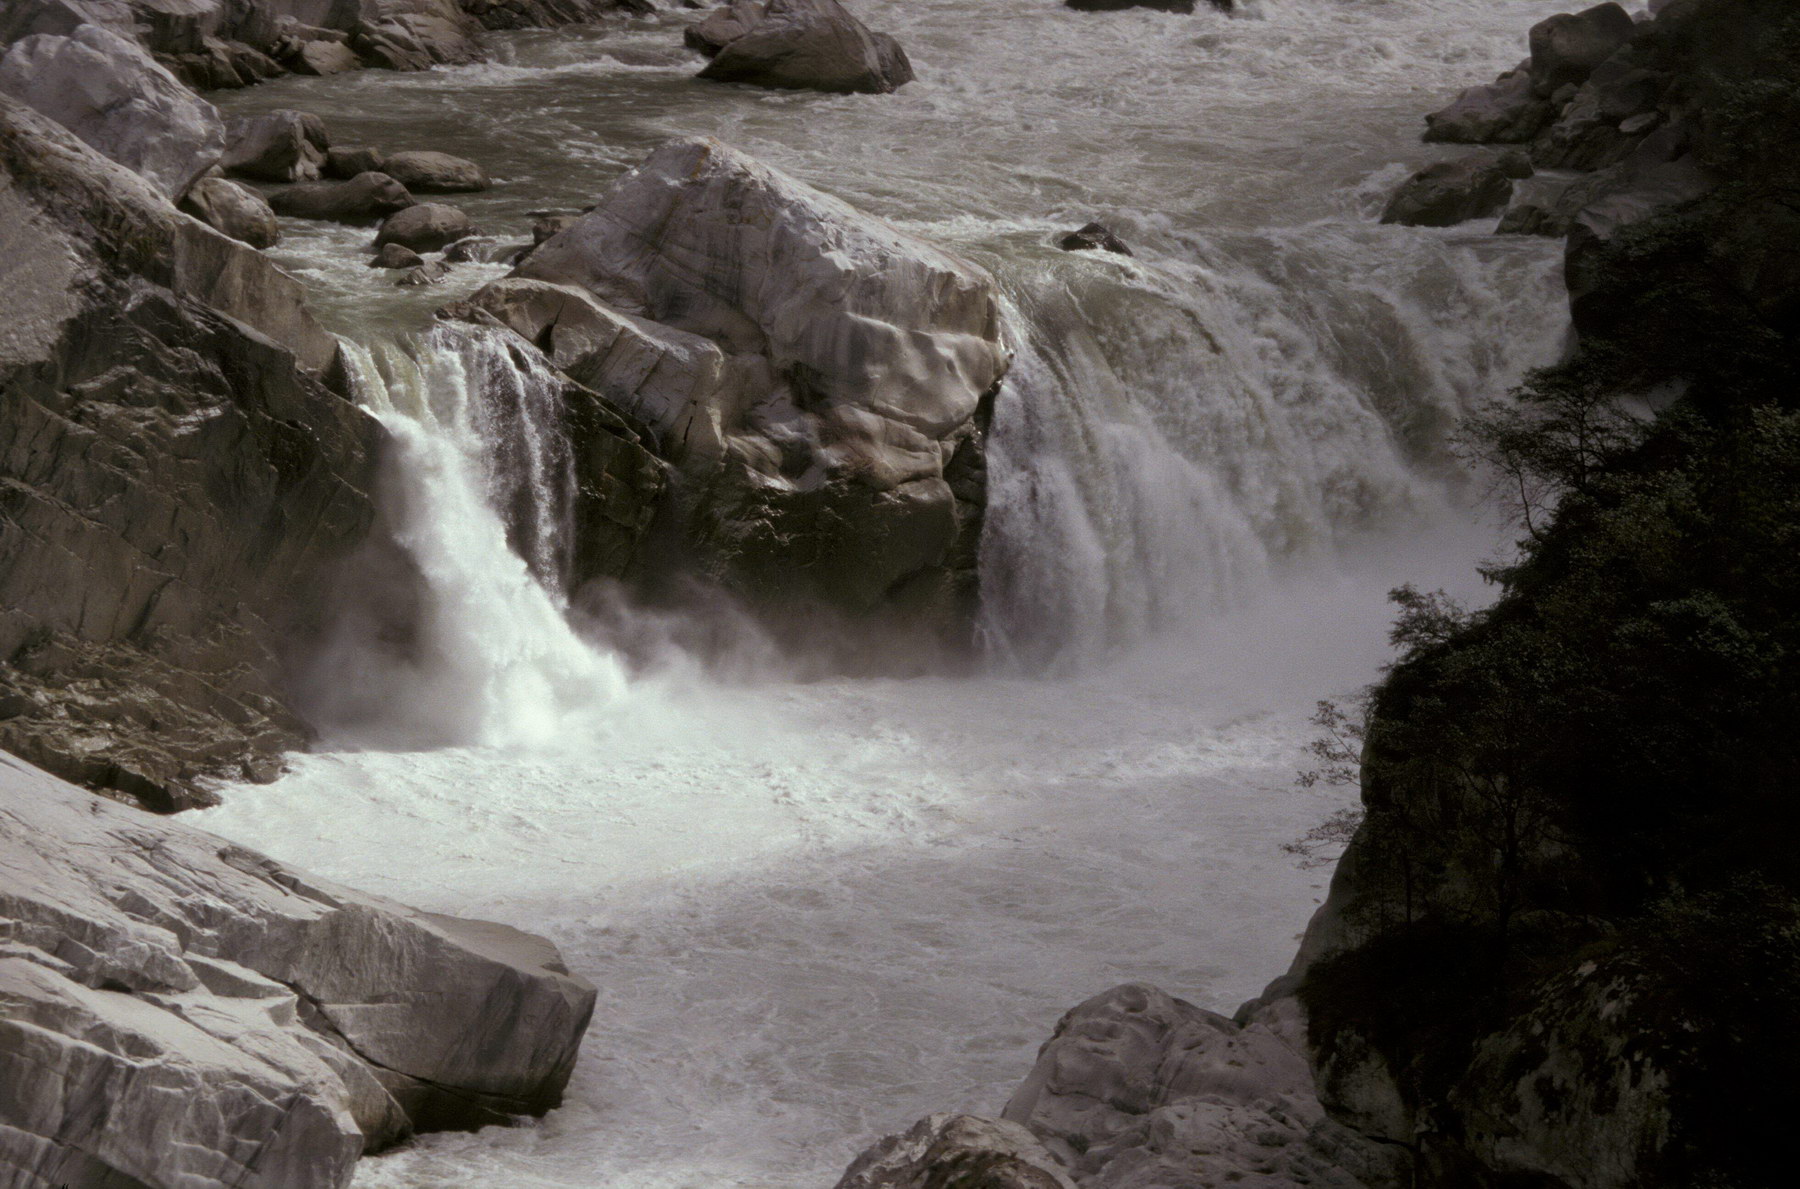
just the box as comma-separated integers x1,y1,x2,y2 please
270,170,416,221
696,0,914,95
179,174,281,247
492,136,1008,639
0,95,379,809
0,751,596,1187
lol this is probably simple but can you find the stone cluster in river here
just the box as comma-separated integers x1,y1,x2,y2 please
0,752,596,1187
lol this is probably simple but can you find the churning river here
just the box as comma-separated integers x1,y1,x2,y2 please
196,1,1573,1184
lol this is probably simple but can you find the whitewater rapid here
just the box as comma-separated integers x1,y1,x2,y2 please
197,0,1576,1184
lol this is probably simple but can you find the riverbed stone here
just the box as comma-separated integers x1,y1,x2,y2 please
270,170,416,221
0,751,597,1187
1058,221,1133,255
375,200,476,250
379,148,490,192
224,108,330,182
327,143,386,178
697,0,913,94
1381,151,1532,228
834,1114,1079,1189
0,23,224,199
505,136,1008,631
370,241,425,268
179,175,281,247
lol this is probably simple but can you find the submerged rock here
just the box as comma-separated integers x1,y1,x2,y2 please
376,200,476,251
490,136,1009,635
835,1114,1079,1189
379,148,490,192
1057,221,1133,255
1381,150,1532,228
224,108,330,182
0,752,596,1187
0,23,224,199
370,241,426,268
270,170,416,221
697,0,914,95
179,175,281,247
0,95,378,808
396,259,452,286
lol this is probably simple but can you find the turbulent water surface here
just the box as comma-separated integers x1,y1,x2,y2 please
199,1,1574,1185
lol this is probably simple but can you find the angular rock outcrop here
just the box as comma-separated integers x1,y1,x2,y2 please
0,22,224,198
1058,221,1133,255
179,174,282,246
0,750,596,1187
1380,150,1532,228
696,0,914,95
488,137,1009,635
224,107,329,181
1527,2,1635,95
0,94,379,809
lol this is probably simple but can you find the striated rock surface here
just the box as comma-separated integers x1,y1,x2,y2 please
696,0,914,95
0,94,378,809
492,136,1009,636
0,22,224,198
0,750,596,1187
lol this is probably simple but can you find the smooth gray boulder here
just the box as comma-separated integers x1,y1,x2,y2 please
370,241,426,268
0,95,374,808
375,200,475,250
0,750,597,1187
1528,3,1636,95
179,174,281,247
999,984,1404,1189
697,0,914,95
685,0,761,56
224,108,330,182
1424,64,1556,144
498,136,1008,626
0,23,223,199
379,147,490,192
269,170,416,221
1381,150,1532,228
326,143,385,178
835,1114,1079,1189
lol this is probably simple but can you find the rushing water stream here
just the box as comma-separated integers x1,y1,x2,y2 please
197,1,1575,1184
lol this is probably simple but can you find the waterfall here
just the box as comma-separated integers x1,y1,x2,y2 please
312,325,629,749
977,225,1569,667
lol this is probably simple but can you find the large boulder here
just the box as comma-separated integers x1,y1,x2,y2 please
375,199,475,250
1380,150,1533,228
685,0,762,56
269,170,416,221
0,751,596,1187
499,136,1009,630
1423,64,1557,145
1528,3,1637,95
835,1114,1079,1189
378,147,490,192
697,0,914,95
0,23,223,198
178,174,281,247
998,983,1404,1189
224,108,329,182
0,95,378,809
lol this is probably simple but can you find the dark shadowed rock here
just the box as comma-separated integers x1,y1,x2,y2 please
444,234,502,261
326,143,386,178
834,1115,1078,1189
179,175,280,247
396,259,452,286
0,23,223,199
1381,151,1533,227
370,241,425,268
224,108,330,182
379,148,490,192
0,95,378,808
1424,64,1557,144
270,171,416,221
0,753,597,1187
533,211,581,242
375,200,476,251
1528,3,1636,95
697,0,914,95
1057,221,1133,255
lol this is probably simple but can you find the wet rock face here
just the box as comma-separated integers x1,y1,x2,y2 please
376,199,476,250
224,107,330,181
695,0,914,95
179,175,281,247
835,1114,1079,1189
493,136,1009,637
1528,3,1636,96
0,752,597,1187
0,23,224,198
0,96,380,809
1380,150,1532,228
